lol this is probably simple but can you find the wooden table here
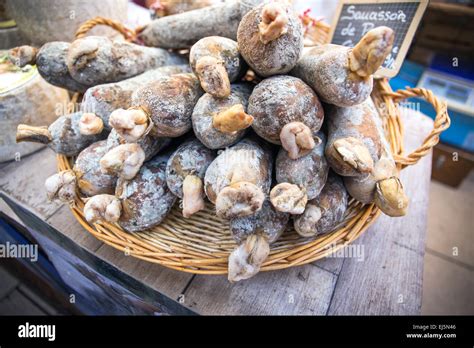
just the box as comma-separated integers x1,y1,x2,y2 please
0,111,434,315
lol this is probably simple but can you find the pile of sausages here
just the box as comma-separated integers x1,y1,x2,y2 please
12,0,408,282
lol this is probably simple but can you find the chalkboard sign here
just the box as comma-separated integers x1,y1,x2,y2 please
329,0,429,77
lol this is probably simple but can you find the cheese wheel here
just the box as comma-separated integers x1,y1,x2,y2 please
0,64,69,162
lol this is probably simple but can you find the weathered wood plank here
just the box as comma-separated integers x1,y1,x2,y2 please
313,256,345,275
327,111,433,315
182,264,337,315
327,216,427,315
17,285,60,315
0,161,12,170
95,243,193,301
0,267,19,299
0,149,61,219
46,205,103,253
0,289,46,315
0,198,22,225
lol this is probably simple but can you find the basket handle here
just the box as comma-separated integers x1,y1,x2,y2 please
74,16,136,41
382,86,451,168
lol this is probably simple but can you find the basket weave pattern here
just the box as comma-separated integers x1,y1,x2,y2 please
56,17,450,274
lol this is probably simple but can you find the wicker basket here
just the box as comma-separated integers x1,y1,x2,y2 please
56,17,450,275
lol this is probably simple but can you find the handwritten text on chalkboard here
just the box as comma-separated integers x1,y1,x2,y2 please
331,3,420,70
